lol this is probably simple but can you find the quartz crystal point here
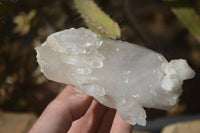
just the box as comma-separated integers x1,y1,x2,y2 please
35,28,195,126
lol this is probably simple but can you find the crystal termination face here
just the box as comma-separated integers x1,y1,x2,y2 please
35,28,195,126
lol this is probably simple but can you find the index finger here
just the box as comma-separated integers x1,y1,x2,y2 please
29,86,92,133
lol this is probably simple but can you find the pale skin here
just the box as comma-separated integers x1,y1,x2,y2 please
29,86,133,133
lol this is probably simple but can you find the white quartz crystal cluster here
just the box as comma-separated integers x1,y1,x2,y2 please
35,28,195,126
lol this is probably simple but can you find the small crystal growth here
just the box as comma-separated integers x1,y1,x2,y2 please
35,28,195,126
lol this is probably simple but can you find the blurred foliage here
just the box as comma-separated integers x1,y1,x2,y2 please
0,0,18,19
0,2,14,18
13,10,36,35
163,0,200,44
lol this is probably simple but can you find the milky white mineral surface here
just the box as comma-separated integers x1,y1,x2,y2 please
35,28,195,126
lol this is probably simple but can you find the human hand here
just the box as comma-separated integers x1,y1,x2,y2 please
29,86,133,133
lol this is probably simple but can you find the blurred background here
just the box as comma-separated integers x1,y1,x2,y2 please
0,0,200,132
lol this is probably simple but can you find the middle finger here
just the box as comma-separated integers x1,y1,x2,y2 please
68,99,108,133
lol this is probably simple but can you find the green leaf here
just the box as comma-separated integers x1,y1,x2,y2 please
163,0,200,43
74,0,121,39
